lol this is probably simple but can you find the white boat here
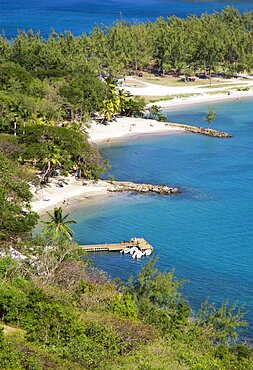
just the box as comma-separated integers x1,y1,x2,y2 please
132,250,143,259
129,246,139,255
120,248,131,254
143,249,152,256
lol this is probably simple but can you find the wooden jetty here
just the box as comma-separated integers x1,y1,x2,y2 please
79,237,153,253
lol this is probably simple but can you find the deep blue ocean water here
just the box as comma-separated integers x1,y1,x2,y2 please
2,0,253,38
71,98,253,341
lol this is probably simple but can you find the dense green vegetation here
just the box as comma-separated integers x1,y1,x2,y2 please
0,152,38,242
0,254,252,369
1,6,253,368
1,7,252,146
2,6,253,78
0,126,106,242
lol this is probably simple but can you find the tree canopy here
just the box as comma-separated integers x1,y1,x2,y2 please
0,152,38,241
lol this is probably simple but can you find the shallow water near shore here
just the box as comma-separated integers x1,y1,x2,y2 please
71,98,253,341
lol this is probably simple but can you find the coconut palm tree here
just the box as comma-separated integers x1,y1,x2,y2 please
42,207,76,241
41,145,62,184
101,95,121,122
118,89,131,115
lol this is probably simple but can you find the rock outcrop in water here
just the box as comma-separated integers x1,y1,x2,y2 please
169,123,232,138
107,181,179,195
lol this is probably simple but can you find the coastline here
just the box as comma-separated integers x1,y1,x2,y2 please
31,177,109,214
32,89,253,214
87,88,253,144
31,175,179,214
87,117,184,144
31,117,187,214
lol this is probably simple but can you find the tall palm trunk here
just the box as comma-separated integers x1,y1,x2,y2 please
40,161,51,185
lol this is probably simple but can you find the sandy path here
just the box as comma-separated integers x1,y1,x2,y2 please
123,76,253,96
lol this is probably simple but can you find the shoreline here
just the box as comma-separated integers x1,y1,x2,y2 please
31,176,180,214
31,177,109,214
32,89,253,214
87,117,184,144
87,89,253,144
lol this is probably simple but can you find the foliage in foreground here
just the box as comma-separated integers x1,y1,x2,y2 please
0,255,251,369
0,125,106,243
0,151,38,242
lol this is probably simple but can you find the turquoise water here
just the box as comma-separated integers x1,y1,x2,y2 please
71,98,253,341
2,0,253,38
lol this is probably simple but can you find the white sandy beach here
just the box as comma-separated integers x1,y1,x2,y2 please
31,176,109,213
32,119,184,213
87,117,184,143
87,76,253,143
32,79,253,213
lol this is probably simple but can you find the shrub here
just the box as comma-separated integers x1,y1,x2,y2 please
0,326,20,369
24,287,78,346
0,285,28,324
0,257,19,281
111,294,138,319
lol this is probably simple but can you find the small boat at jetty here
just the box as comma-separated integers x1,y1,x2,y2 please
132,250,143,259
120,239,153,259
143,249,152,256
120,248,131,254
80,237,153,257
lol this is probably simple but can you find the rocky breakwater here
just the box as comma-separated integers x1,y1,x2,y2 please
169,123,232,138
107,181,180,195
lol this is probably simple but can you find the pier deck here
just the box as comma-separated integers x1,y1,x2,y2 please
79,238,153,253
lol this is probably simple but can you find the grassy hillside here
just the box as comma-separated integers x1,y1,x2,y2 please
0,254,252,369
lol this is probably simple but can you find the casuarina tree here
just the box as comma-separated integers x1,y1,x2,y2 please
204,106,217,129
